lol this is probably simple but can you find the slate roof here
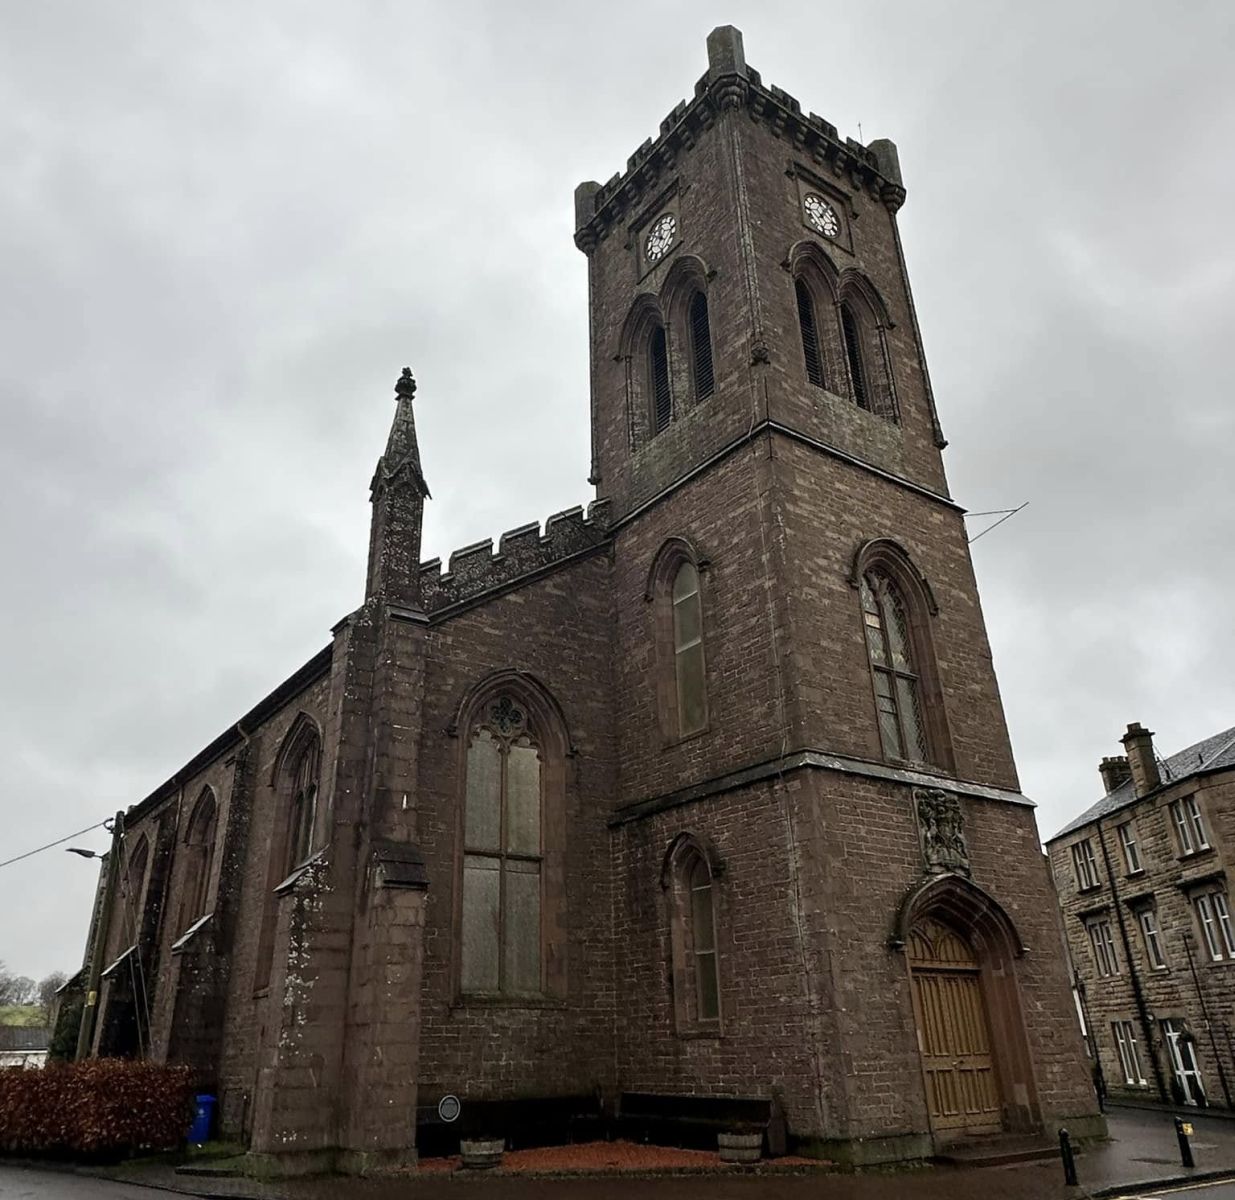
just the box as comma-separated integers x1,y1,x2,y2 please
0,1026,50,1051
1050,724,1235,842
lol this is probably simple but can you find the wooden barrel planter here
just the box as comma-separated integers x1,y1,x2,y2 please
718,1130,763,1164
459,1138,505,1170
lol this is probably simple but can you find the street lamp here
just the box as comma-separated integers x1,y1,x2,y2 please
65,848,102,859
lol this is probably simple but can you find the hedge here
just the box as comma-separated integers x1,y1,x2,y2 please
0,1059,194,1158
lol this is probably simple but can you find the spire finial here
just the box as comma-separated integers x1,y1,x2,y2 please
396,367,416,399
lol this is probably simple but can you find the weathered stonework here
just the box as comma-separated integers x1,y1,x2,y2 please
80,25,1099,1173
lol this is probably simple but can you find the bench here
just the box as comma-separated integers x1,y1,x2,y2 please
416,1093,604,1158
616,1092,787,1156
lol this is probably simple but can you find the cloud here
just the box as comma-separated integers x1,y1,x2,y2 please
1,0,1233,976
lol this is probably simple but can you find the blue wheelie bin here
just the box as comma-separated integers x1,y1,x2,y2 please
188,1094,216,1144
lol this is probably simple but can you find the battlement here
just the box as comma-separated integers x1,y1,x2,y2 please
574,26,900,253
419,499,612,613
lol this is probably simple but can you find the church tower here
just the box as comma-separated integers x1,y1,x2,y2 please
578,27,1101,1159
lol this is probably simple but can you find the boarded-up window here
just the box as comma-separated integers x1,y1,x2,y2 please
461,699,543,995
861,570,927,763
672,561,707,736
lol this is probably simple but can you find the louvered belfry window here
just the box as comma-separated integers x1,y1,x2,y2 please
860,571,927,762
689,291,715,400
841,303,870,410
796,279,825,388
650,325,672,433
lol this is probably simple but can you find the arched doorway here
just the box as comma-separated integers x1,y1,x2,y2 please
908,917,1000,1135
897,873,1041,1140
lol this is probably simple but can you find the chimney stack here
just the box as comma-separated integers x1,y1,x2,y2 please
1099,755,1132,794
1121,723,1161,798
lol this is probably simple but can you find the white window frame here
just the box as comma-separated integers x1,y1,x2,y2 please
1172,797,1211,856
1138,907,1167,970
1117,821,1143,874
1113,1020,1147,1085
1195,891,1235,961
1072,838,1100,890
1088,919,1119,977
1214,892,1235,956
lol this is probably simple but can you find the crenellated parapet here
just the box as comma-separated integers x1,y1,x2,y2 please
574,25,904,254
418,499,612,615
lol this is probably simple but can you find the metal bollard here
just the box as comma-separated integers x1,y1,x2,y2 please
1175,1117,1196,1169
1059,1127,1078,1186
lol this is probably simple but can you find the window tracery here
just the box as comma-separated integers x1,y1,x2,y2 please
460,695,545,996
860,570,927,763
180,788,217,929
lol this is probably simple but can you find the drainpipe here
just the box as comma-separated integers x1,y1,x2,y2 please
1074,972,1107,1110
1181,930,1234,1108
1095,816,1168,1102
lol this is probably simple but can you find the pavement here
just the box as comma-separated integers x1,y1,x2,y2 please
6,1105,1235,1200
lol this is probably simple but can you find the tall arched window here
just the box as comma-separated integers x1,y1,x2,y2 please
796,278,825,388
687,854,720,1021
649,324,672,434
688,291,715,401
180,788,217,929
461,695,545,996
860,570,927,762
663,834,723,1032
254,716,323,992
672,561,707,737
841,302,870,411
120,834,149,942
286,736,320,873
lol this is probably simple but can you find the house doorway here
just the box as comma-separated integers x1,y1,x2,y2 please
1163,1020,1206,1107
908,917,1001,1135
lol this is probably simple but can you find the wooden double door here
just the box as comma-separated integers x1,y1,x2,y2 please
908,917,1002,1135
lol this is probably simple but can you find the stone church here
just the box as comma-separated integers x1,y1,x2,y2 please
77,26,1101,1173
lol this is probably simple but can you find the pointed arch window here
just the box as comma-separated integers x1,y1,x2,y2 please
796,278,825,389
841,302,870,410
664,836,723,1032
180,788,218,929
687,855,720,1021
860,571,927,763
688,291,715,401
672,561,707,737
286,736,320,873
461,696,545,996
649,324,672,433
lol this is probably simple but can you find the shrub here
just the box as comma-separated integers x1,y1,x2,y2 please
0,1059,194,1159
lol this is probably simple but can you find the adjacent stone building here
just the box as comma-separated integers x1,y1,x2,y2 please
1048,723,1235,1110
76,26,1100,1173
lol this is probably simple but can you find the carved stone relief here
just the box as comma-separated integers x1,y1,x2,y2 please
914,788,970,876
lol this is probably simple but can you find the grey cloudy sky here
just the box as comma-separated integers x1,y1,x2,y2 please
2,1,1233,981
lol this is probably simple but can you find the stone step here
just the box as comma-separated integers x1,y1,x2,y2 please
935,1134,1059,1168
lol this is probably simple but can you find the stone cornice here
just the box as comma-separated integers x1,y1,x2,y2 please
609,748,1031,829
575,64,903,254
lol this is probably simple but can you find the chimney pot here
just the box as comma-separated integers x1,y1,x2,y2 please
1099,755,1132,794
1121,722,1161,798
